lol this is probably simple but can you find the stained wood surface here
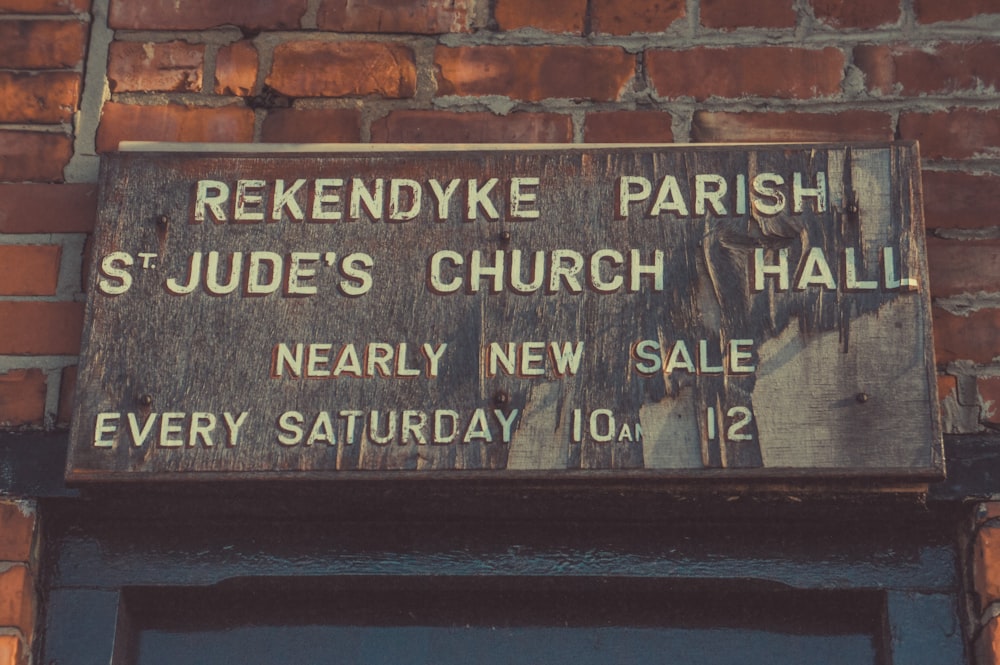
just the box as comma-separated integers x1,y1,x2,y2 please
66,144,943,481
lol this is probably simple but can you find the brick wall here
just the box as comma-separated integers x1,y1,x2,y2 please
2,0,1000,663
0,501,36,665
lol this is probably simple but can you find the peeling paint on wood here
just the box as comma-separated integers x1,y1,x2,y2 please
65,143,943,481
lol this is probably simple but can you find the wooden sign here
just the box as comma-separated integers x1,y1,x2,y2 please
66,143,943,481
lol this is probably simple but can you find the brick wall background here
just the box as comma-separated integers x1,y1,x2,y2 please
1,0,1000,663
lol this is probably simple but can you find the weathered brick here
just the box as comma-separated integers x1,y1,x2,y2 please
215,41,258,96
109,0,307,30
692,110,892,141
927,238,1000,297
856,43,1000,95
0,635,24,665
914,0,1000,23
435,45,634,102
977,524,1000,609
0,184,96,233
0,245,61,296
0,21,87,69
261,108,362,143
811,0,900,28
0,565,34,639
495,0,586,33
590,0,685,35
0,0,89,13
0,72,80,124
267,42,416,98
0,501,34,562
96,103,254,152
648,47,844,100
108,41,205,94
0,302,84,355
923,171,1000,230
981,377,1000,425
371,110,573,143
933,307,1000,365
938,374,957,402
584,110,673,143
976,617,1000,665
899,110,1000,160
56,365,76,427
0,370,46,428
0,132,72,183
317,0,470,33
701,0,796,30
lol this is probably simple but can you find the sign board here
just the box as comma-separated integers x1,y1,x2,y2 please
66,143,943,482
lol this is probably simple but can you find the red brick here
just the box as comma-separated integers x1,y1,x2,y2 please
914,0,1000,23
0,132,72,182
0,565,34,639
933,307,1000,365
923,171,1000,230
56,365,76,427
811,0,899,28
927,238,1000,297
900,110,1000,160
701,0,796,29
856,43,1000,95
371,110,573,143
692,110,892,142
981,377,1000,425
0,72,80,124
96,103,254,152
0,0,88,13
435,45,634,102
584,110,674,143
0,184,96,233
0,635,25,665
0,502,35,562
0,302,84,355
215,41,258,96
0,370,46,428
267,42,416,99
977,524,1000,609
0,245,61,296
261,108,361,143
590,0,685,35
938,374,957,402
495,0,586,33
108,41,205,94
108,0,307,30
317,0,471,33
648,47,844,100
976,618,1000,665
0,21,87,69
977,502,1000,525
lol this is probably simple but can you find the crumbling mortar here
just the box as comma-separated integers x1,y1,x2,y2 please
935,293,1000,317
410,37,440,104
302,0,321,30
570,110,584,143
112,29,244,44
932,228,1000,241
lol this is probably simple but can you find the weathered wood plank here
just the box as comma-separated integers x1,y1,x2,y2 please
66,143,942,481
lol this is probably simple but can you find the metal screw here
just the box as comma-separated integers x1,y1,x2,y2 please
137,394,153,407
492,389,510,407
156,215,169,230
856,392,869,403
846,204,859,215
499,231,511,243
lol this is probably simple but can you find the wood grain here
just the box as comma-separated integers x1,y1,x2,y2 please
65,144,943,481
